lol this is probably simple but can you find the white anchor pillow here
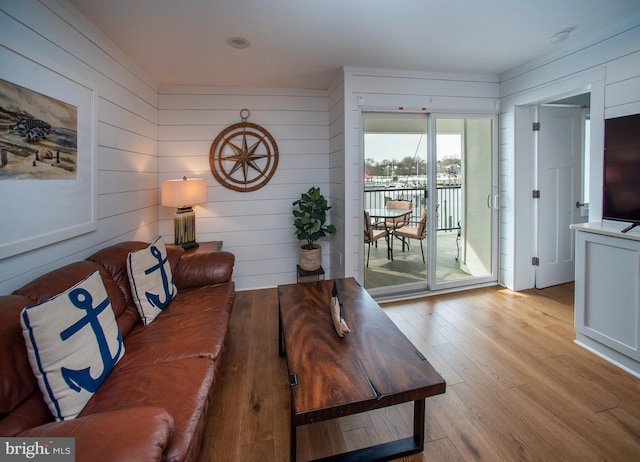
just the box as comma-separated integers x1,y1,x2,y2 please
21,270,125,421
126,236,177,325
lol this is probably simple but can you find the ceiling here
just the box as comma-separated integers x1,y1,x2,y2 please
69,0,640,90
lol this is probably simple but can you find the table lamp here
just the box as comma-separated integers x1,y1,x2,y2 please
161,177,207,249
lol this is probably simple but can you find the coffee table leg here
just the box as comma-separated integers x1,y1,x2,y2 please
290,408,297,462
413,398,426,451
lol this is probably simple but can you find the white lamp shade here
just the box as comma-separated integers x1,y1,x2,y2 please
161,178,207,207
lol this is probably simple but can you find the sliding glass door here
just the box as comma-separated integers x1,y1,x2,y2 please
431,115,497,290
363,113,498,296
363,115,429,294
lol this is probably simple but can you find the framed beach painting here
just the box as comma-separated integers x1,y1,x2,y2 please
0,42,97,259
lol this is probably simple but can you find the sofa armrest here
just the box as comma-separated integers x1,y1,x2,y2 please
17,407,174,462
173,250,235,289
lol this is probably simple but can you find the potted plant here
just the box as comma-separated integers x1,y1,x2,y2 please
292,186,336,271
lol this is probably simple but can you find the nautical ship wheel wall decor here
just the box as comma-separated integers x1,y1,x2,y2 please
209,109,279,192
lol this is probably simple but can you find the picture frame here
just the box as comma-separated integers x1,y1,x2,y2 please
0,41,97,259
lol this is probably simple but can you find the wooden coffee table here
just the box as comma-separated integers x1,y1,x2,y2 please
278,278,446,461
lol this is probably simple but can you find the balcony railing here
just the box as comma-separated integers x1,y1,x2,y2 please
364,185,461,231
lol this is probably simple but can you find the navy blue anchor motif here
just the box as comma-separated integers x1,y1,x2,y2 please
144,245,175,309
60,286,123,393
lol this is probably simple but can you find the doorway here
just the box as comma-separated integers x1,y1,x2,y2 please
362,113,498,296
534,93,590,288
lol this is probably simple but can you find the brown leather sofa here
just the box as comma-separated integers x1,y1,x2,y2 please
0,241,236,462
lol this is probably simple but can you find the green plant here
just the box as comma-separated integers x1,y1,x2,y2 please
292,186,336,249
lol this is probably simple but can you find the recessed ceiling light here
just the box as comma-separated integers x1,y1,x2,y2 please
226,37,251,49
550,27,575,45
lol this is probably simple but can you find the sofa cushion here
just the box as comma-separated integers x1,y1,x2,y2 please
20,270,125,421
112,284,234,371
18,407,174,462
117,311,229,371
80,358,216,462
127,237,178,325
167,282,236,316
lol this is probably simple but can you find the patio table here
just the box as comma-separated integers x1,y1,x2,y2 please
366,208,412,260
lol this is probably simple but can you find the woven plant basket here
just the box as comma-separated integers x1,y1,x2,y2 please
299,245,322,271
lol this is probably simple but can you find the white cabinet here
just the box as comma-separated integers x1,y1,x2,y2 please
572,222,640,377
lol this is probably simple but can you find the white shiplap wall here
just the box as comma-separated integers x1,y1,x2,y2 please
158,86,330,291
340,67,501,284
0,0,160,294
328,70,347,280
499,15,640,291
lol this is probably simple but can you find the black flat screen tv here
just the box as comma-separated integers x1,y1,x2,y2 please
603,113,640,233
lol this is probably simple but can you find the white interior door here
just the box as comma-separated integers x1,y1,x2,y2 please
535,105,583,288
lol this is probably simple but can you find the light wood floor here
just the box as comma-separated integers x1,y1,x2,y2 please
196,283,640,462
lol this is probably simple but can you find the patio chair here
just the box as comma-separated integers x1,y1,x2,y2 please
379,200,412,230
364,211,389,266
394,208,427,263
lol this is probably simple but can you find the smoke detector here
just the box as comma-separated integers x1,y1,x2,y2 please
550,28,575,45
226,37,251,49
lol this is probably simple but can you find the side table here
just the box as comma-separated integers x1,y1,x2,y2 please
186,241,223,253
296,265,324,283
